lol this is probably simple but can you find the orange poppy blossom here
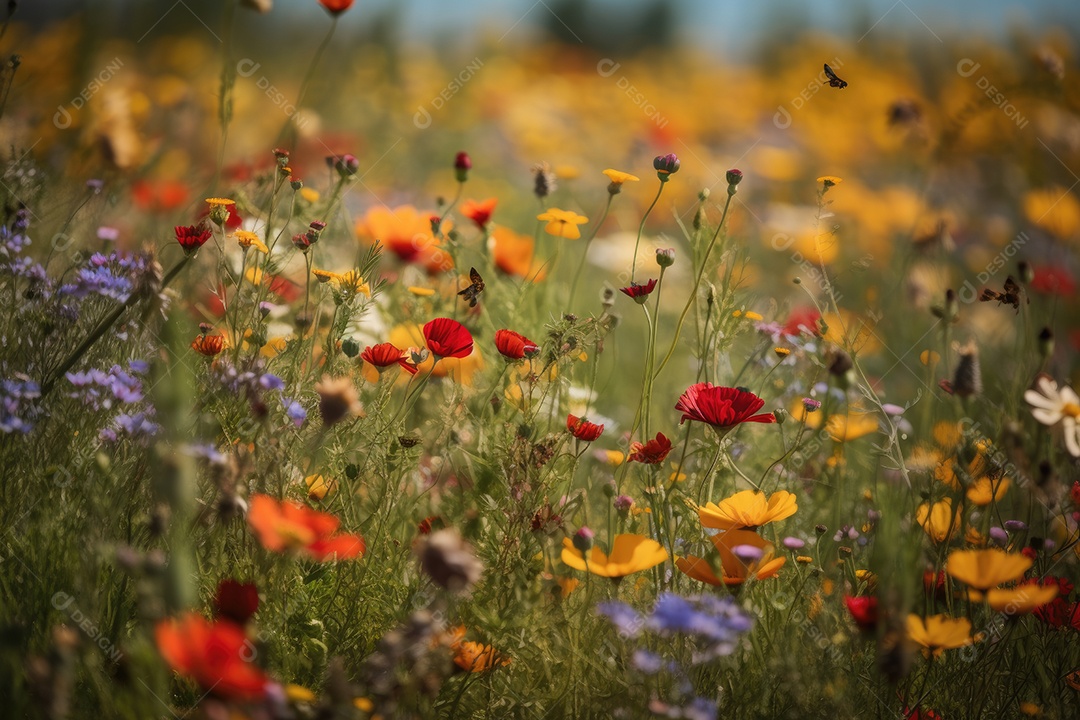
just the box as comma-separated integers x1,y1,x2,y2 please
355,204,453,274
560,534,668,578
461,197,497,230
247,494,365,561
675,528,786,586
697,490,798,531
445,626,510,672
491,225,546,280
155,613,269,700
191,333,226,356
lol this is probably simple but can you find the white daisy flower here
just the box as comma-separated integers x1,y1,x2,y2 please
1024,375,1080,457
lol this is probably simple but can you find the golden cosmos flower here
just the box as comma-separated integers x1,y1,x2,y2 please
697,490,798,531
986,584,1059,614
906,614,978,658
916,498,962,543
233,230,268,253
825,412,879,442
560,534,668,578
945,548,1032,592
537,208,589,239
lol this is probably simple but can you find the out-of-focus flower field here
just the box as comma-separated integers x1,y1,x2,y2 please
2,0,1080,718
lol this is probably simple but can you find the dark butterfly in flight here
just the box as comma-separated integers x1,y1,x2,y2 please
979,275,1025,313
457,267,485,308
824,63,848,89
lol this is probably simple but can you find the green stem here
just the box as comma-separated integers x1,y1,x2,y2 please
567,194,614,310
630,181,665,284
652,191,735,381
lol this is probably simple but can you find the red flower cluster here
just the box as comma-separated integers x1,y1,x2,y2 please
567,414,604,441
628,432,672,464
155,613,268,700
423,317,474,359
362,342,418,375
494,329,539,360
675,383,775,429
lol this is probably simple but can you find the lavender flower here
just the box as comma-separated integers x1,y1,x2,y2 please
1,375,41,434
596,601,643,638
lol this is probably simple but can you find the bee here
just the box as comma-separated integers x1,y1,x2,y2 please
824,63,848,89
457,267,485,308
979,275,1025,313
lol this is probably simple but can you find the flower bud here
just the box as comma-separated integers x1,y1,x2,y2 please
292,233,312,252
655,247,675,268
572,527,595,553
341,337,361,358
726,168,743,186
334,154,359,177
772,408,786,425
1038,327,1054,359
653,153,680,180
454,151,472,182
614,495,634,519
290,178,304,191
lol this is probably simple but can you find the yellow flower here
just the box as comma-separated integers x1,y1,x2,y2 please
795,555,814,564
300,187,320,204
233,230,268,254
697,490,798,531
774,347,791,358
920,350,941,367
285,684,316,703
986,584,1058,614
408,286,436,296
966,474,1010,505
916,498,962,543
906,613,977,658
1023,186,1080,239
205,197,235,207
732,309,764,321
816,175,843,188
826,412,879,442
675,528,786,586
354,697,374,712
537,208,589,239
560,534,668,578
305,474,337,501
597,450,624,466
946,548,1032,592
312,269,340,284
334,269,370,297
602,168,640,185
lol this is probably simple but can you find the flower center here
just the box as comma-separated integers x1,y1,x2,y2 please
1063,402,1080,418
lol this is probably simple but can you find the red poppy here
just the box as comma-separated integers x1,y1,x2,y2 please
462,198,497,230
675,383,775,429
175,224,212,253
1030,265,1076,296
567,414,604,441
214,579,259,625
417,515,444,535
318,0,354,15
494,329,539,360
923,569,948,600
783,306,821,337
247,494,365,561
1032,576,1080,630
844,595,878,632
191,334,225,356
628,432,672,464
132,179,189,213
619,279,657,303
423,317,474,359
199,201,243,230
361,342,418,375
904,707,943,720
155,613,268,700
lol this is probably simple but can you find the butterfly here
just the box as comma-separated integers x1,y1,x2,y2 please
824,63,848,89
457,267,485,308
979,275,1026,312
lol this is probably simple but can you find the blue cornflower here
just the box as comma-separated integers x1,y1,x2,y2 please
596,601,643,638
282,398,307,427
0,376,41,434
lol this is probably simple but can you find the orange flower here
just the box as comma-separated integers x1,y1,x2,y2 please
318,0,354,15
462,197,497,230
560,534,667,578
916,498,962,543
355,205,453,274
191,334,225,356
675,529,786,586
247,494,365,561
537,208,588,239
492,226,546,280
155,613,268,700
697,490,797,531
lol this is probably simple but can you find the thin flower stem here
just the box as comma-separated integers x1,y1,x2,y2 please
652,192,735,381
567,194,613,310
630,181,665,284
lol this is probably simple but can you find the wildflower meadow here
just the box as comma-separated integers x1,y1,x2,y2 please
3,0,1080,718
